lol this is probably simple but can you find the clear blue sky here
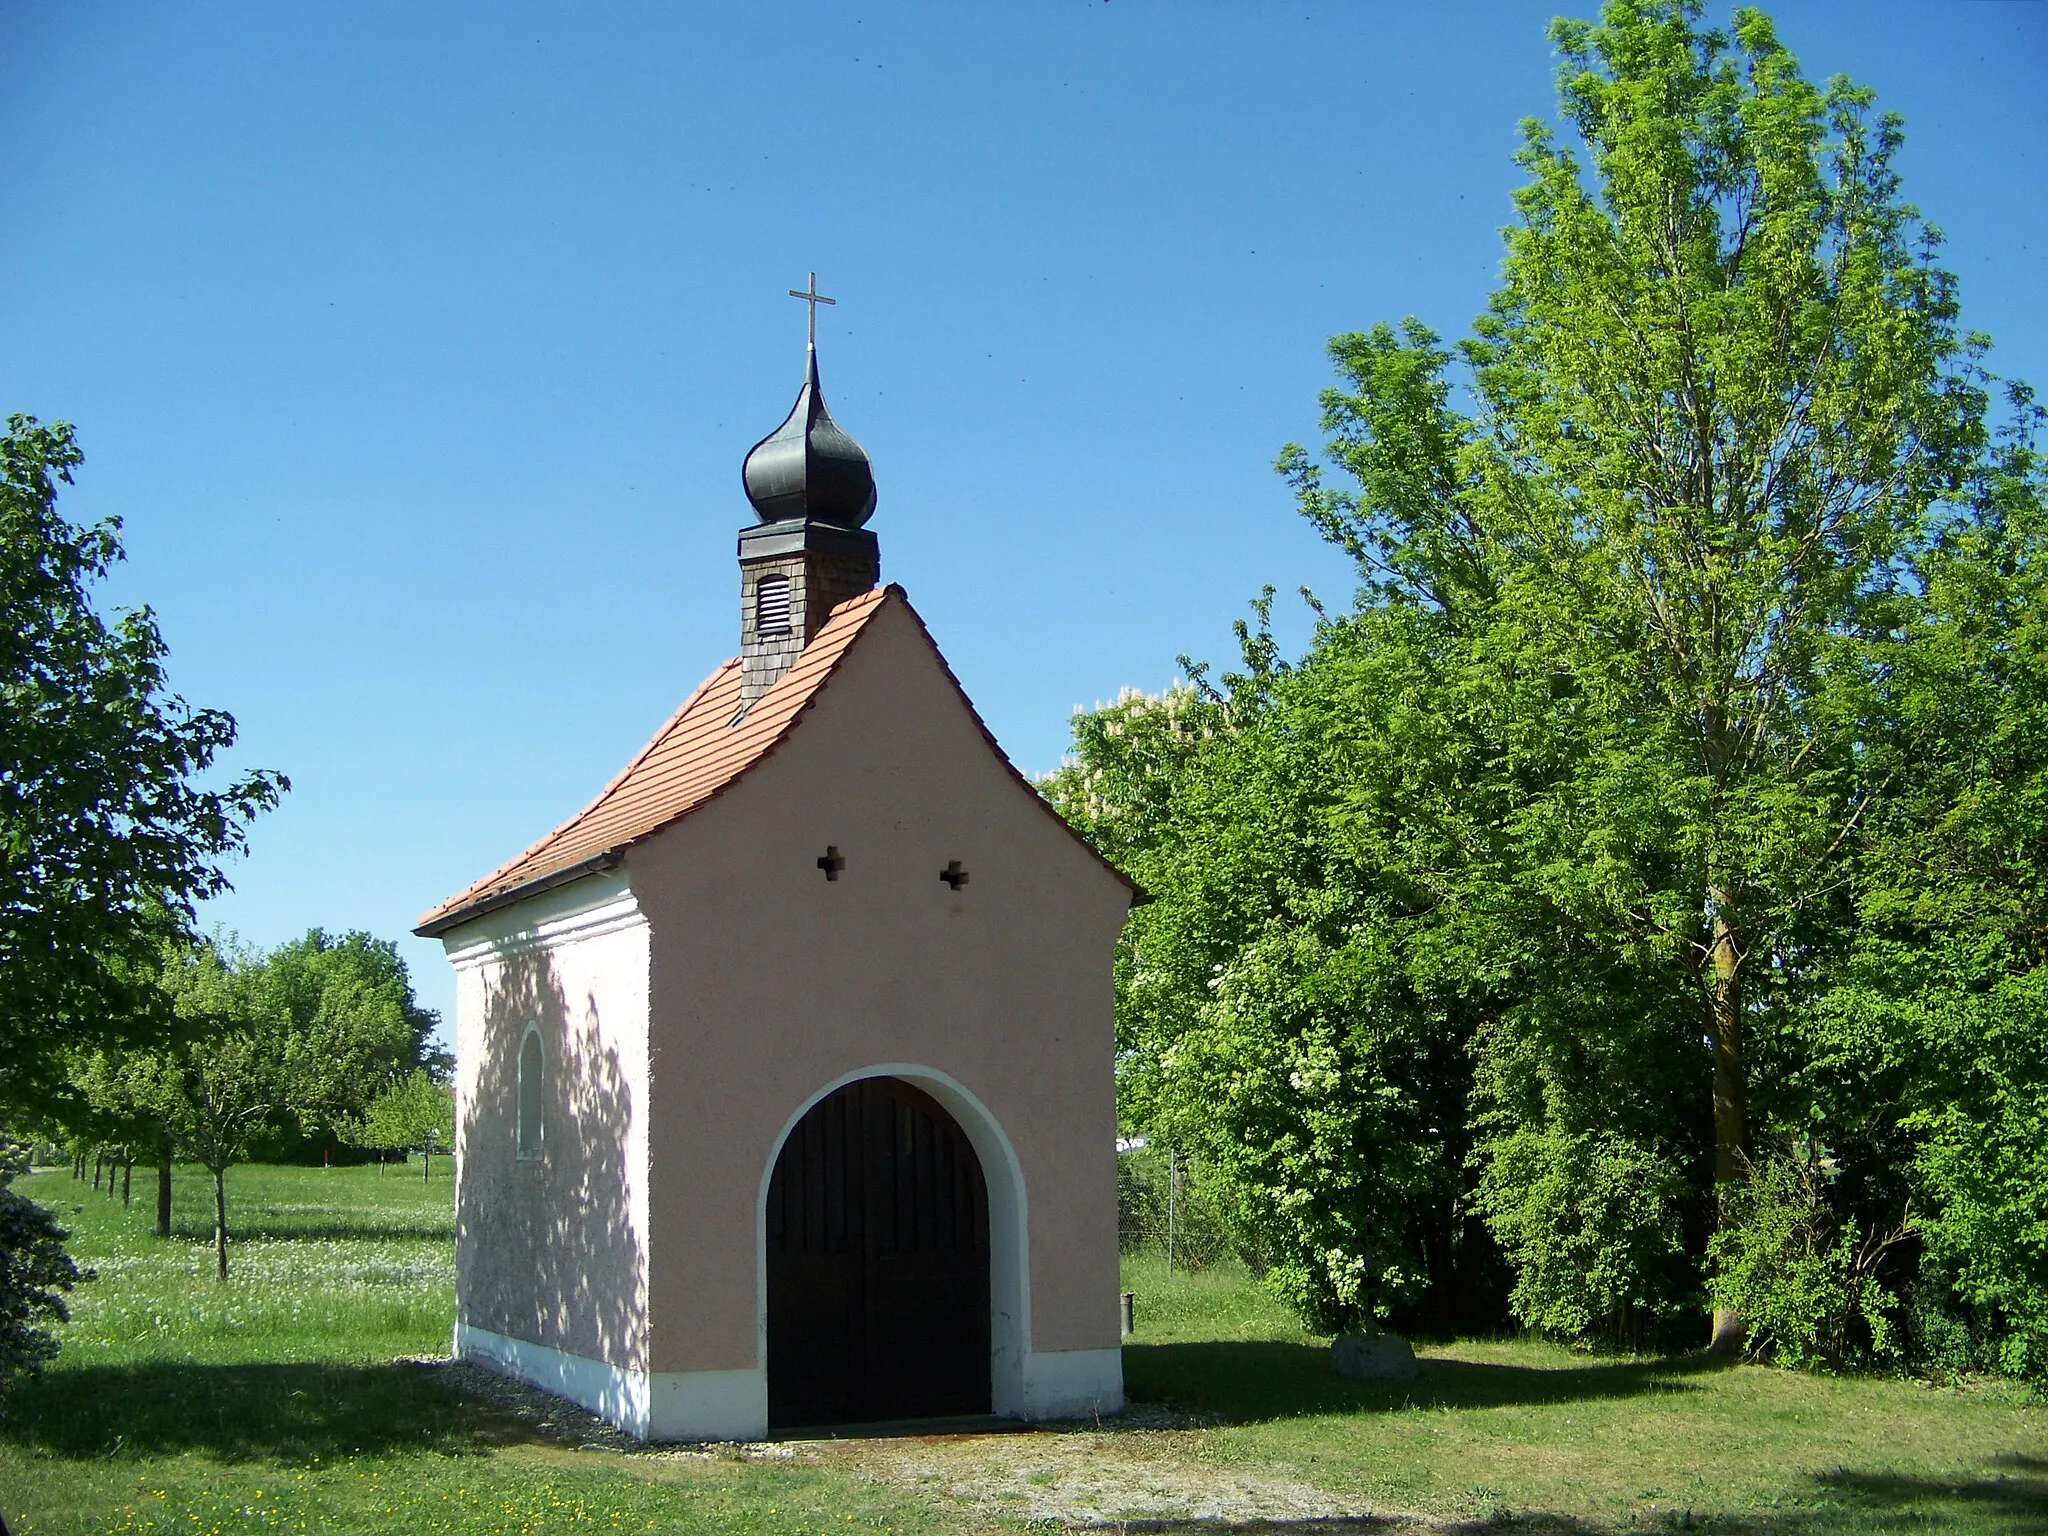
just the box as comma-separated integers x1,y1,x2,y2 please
4,2,2042,1039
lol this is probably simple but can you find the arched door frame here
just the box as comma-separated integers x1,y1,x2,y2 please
755,1064,1030,1417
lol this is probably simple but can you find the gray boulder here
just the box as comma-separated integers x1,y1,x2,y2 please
1331,1332,1418,1382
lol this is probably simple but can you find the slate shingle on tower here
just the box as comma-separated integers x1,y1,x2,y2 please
737,346,880,707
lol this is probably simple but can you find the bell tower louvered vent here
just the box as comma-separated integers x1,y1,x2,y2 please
755,575,791,636
735,314,880,710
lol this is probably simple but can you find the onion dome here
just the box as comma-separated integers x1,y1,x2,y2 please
741,347,877,527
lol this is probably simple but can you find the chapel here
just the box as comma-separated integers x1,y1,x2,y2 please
415,318,1136,1441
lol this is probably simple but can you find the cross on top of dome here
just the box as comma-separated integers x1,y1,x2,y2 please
741,274,877,528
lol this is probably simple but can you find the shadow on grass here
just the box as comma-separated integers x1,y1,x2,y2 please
0,1361,520,1464
166,1218,455,1244
1124,1340,1727,1423
1043,1461,2048,1534
1788,1457,2048,1536
1471,1460,2048,1534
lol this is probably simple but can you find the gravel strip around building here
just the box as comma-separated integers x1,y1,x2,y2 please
422,1358,1426,1530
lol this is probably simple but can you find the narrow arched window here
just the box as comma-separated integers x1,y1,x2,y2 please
755,575,791,636
517,1028,544,1160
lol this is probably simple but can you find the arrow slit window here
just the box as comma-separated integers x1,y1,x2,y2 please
517,1026,544,1161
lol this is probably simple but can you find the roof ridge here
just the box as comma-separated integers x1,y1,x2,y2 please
415,586,893,935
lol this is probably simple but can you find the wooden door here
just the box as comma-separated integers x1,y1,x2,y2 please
766,1076,991,1427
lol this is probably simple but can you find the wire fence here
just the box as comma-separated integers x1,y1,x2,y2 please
1117,1144,1240,1272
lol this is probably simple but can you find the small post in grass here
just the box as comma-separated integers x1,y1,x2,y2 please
1166,1146,1177,1277
423,1127,435,1185
1121,1290,1136,1338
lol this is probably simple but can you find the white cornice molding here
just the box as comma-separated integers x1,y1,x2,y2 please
442,873,645,972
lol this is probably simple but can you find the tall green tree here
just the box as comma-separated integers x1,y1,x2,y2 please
1278,0,1998,1351
1058,2,2041,1362
0,416,286,1107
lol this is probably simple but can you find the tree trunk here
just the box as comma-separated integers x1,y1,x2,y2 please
1707,886,1748,1355
212,1163,230,1281
157,1147,173,1238
121,1158,132,1206
92,1153,103,1192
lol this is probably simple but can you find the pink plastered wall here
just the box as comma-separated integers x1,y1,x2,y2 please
450,889,652,1372
627,595,1131,1376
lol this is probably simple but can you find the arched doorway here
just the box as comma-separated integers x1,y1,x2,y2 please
766,1075,991,1426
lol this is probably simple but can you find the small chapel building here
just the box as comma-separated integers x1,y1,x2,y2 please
415,333,1136,1441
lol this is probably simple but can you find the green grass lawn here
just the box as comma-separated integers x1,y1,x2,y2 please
1,1166,2042,1534
1119,1249,2048,1532
0,1164,976,1535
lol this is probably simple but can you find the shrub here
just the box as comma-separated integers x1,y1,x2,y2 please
1707,1146,1904,1371
1899,1262,1991,1380
0,1164,89,1399
1474,1125,1695,1350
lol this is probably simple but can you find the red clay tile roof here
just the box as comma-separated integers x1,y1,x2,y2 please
416,582,1138,939
414,585,892,936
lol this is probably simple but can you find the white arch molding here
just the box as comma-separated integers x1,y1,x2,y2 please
752,1063,1034,1420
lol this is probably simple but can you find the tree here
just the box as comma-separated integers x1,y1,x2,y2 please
71,1046,181,1237
349,1070,454,1183
0,416,286,1109
1057,3,2041,1362
1046,615,1501,1336
142,941,291,1279
1787,433,2048,1377
262,929,445,1148
1276,0,2000,1351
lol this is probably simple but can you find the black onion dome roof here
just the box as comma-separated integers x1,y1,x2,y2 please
742,348,877,527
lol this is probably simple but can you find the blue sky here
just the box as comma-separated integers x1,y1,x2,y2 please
4,1,2042,1037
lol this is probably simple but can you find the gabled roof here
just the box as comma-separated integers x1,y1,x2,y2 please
416,584,1137,940
414,586,890,937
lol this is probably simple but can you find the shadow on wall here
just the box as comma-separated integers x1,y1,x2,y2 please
459,947,645,1374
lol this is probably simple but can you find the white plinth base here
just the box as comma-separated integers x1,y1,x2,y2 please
1019,1346,1125,1420
454,1324,1123,1439
454,1322,767,1442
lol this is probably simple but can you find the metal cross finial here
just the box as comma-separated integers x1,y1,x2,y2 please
788,271,836,348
